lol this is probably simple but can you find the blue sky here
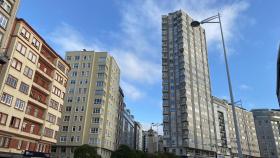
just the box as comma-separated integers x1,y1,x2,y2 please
18,0,280,131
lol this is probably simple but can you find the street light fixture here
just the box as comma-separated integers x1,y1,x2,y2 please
191,13,243,158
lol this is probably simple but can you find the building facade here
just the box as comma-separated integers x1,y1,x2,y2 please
212,97,231,158
213,97,261,158
0,18,69,157
0,0,20,67
134,121,143,151
162,10,216,157
252,109,280,158
142,129,159,153
53,51,120,158
119,107,135,149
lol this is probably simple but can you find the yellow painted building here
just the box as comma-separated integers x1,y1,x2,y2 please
53,50,120,158
0,18,70,157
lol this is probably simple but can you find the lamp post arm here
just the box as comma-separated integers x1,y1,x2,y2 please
218,12,243,158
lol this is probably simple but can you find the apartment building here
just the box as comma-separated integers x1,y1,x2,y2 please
0,0,20,68
134,121,143,151
53,50,120,158
213,97,233,158
252,109,280,158
213,97,261,158
0,18,70,157
142,129,159,153
162,10,216,157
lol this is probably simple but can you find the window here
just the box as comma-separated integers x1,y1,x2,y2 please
57,61,66,73
94,99,102,104
90,128,98,134
66,106,72,112
0,13,7,28
95,90,104,95
76,97,80,103
27,51,37,63
19,82,29,94
75,56,80,61
59,104,63,112
74,116,78,121
75,106,79,112
87,63,91,68
97,73,104,79
98,65,105,71
15,99,25,111
64,116,70,122
78,126,82,131
92,117,100,123
6,74,18,88
73,63,79,69
62,126,68,132
76,136,80,142
72,126,76,132
93,108,101,114
47,113,56,124
1,0,12,13
20,27,30,39
52,86,61,97
17,140,22,149
72,71,77,77
80,106,84,112
70,80,76,84
79,116,83,122
0,93,13,106
60,136,67,142
44,128,54,138
96,81,104,87
11,58,22,71
98,57,106,62
66,56,71,60
49,99,59,110
31,37,40,49
16,42,26,55
83,56,87,60
67,97,73,103
23,66,33,78
0,112,8,125
10,116,21,128
0,136,10,148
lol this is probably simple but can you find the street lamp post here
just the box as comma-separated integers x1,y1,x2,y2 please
191,13,243,158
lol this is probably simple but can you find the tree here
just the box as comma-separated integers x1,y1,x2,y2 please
111,145,136,158
74,144,101,158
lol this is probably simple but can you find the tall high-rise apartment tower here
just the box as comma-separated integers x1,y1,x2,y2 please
162,10,216,157
53,51,120,158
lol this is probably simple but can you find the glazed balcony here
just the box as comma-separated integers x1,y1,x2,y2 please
22,119,42,136
37,58,54,78
29,87,48,106
33,72,51,92
40,45,57,66
25,102,45,122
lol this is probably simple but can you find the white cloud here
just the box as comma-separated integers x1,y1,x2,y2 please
121,80,145,100
239,84,251,91
48,0,250,101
